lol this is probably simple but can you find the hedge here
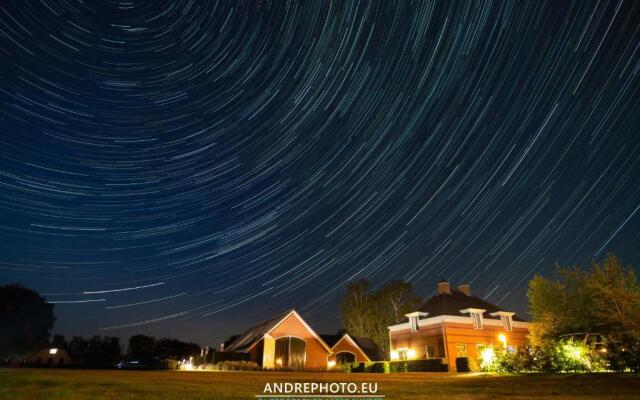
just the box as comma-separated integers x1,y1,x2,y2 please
389,359,448,372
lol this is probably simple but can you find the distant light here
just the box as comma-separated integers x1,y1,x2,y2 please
407,349,417,359
328,360,336,368
276,358,283,365
390,351,399,360
49,348,58,355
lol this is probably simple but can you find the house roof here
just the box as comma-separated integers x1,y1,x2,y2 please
321,334,385,361
349,336,384,361
225,310,293,352
224,309,332,353
418,290,527,321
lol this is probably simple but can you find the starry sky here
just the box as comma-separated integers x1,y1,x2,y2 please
1,0,640,347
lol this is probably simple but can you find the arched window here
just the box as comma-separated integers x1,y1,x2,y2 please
335,351,356,365
275,337,307,370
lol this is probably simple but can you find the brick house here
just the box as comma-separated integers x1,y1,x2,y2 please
388,281,530,371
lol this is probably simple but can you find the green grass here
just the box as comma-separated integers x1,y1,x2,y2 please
1,369,639,399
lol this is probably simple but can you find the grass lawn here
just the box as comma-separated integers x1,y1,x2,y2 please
1,369,639,400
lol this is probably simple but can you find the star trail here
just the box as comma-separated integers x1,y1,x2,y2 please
1,0,640,346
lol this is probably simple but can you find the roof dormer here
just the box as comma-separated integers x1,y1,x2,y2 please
460,308,486,329
405,311,428,333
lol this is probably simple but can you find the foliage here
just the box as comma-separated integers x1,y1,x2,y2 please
67,335,122,369
605,333,640,372
351,361,390,373
155,338,201,361
341,279,421,358
0,284,56,359
127,334,157,364
528,253,640,345
480,340,607,373
213,360,261,371
389,359,447,372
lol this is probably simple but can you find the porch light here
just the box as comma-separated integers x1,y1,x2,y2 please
498,334,507,347
390,350,399,360
407,349,417,359
328,360,336,368
276,358,283,366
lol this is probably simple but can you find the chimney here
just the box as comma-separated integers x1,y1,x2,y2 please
437,280,451,295
458,284,471,296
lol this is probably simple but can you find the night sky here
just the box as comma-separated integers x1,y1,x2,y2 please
1,1,640,347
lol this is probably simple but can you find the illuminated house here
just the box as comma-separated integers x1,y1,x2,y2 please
25,347,72,367
224,309,332,370
388,281,530,371
321,333,384,367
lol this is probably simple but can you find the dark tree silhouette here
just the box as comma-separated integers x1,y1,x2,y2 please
127,334,156,364
0,284,55,359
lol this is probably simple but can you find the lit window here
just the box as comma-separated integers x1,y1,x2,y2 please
501,315,513,331
426,345,435,359
49,348,58,355
456,344,468,358
471,312,483,329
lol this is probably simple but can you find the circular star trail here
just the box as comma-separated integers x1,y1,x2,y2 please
1,0,640,344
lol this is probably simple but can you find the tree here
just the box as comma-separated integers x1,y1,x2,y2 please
155,338,200,360
586,254,640,333
528,253,640,345
0,284,55,359
67,335,121,368
127,334,156,364
340,280,375,339
340,279,421,358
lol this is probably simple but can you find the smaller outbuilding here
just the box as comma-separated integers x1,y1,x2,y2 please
25,348,72,367
321,333,384,367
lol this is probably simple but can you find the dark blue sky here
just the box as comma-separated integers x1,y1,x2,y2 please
1,0,639,347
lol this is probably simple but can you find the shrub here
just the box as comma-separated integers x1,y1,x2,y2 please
480,340,608,373
349,362,386,373
389,359,447,372
214,361,261,371
605,334,640,372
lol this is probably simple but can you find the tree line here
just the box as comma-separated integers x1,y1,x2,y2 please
0,284,203,368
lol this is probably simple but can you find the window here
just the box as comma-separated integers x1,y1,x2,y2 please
501,315,513,331
456,344,468,358
426,345,436,359
471,312,483,329
335,352,356,365
410,316,419,332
